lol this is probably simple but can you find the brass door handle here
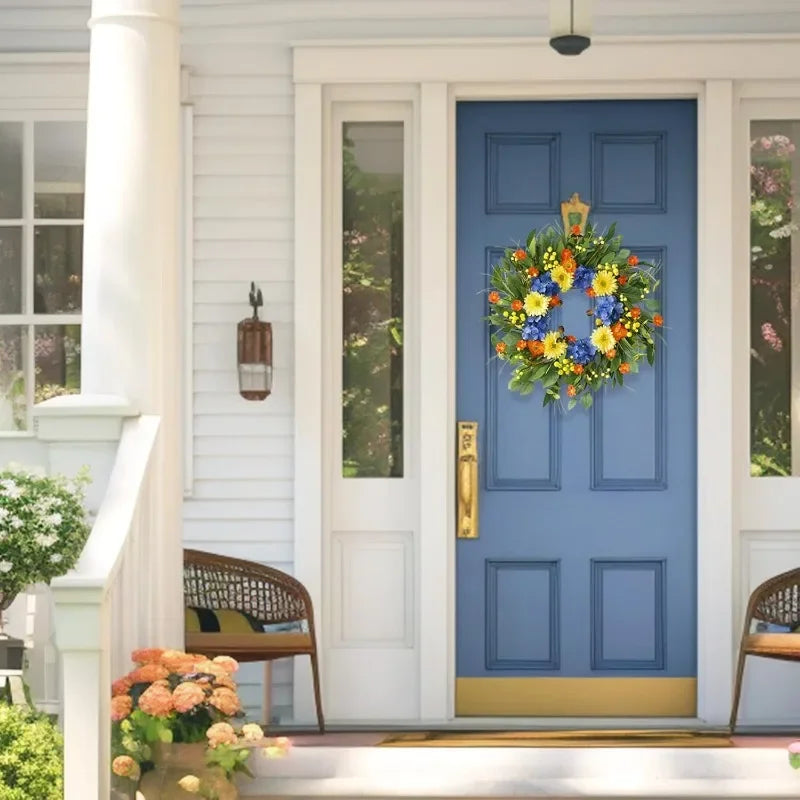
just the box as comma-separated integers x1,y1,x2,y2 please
457,421,479,539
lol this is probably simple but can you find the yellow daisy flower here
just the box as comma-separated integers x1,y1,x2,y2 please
523,292,549,317
542,331,567,360
550,265,573,293
592,270,617,297
591,325,615,354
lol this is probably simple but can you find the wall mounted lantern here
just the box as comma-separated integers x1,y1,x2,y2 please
549,0,591,56
237,282,272,401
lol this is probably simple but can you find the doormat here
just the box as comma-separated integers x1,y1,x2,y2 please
378,729,732,748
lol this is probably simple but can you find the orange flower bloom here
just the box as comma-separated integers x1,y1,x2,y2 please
549,296,561,308
528,340,544,357
488,291,500,304
214,674,238,691
160,649,196,674
513,248,527,261
566,335,577,344
206,722,238,749
209,687,241,716
172,681,206,713
611,322,627,341
570,224,582,236
567,385,577,397
564,259,577,274
605,349,617,359
212,655,239,675
619,362,631,374
511,299,523,312
585,288,595,298
560,248,572,261
653,314,664,326
111,694,133,722
495,341,506,354
627,255,639,266
128,663,169,685
131,648,164,666
112,756,140,780
572,364,584,375
112,677,132,698
516,340,527,351
618,275,628,286
630,307,641,319
138,683,174,717
527,266,539,277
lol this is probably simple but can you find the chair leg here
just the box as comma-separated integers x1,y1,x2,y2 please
310,651,325,733
729,649,748,733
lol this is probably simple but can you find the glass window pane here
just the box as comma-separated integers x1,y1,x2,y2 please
34,122,86,219
0,326,27,432
342,121,404,478
750,122,799,476
0,228,22,314
34,324,80,404
0,123,23,219
34,226,83,313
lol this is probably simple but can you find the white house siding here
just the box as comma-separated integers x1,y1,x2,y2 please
5,0,800,722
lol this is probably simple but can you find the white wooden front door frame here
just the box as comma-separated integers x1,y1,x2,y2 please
293,35,800,726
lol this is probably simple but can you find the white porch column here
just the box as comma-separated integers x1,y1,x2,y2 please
79,0,183,644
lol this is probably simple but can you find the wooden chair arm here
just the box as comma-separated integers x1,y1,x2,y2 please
741,566,800,632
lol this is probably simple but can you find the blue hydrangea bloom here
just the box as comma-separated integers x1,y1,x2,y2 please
531,274,559,296
595,295,624,325
572,265,594,290
567,337,597,365
521,316,549,341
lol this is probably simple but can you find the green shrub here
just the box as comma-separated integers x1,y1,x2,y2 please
0,703,63,800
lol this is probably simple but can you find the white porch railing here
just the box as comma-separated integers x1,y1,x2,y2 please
51,414,167,800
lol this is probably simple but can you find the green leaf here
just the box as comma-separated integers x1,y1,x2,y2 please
158,728,173,743
581,393,594,409
567,398,578,410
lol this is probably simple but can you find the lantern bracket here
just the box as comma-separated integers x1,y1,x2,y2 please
249,281,264,320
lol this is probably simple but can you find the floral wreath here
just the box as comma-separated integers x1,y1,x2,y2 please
488,221,663,409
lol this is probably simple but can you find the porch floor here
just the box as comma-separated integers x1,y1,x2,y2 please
242,732,800,799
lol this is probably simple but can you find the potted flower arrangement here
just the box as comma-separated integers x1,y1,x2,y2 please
111,648,290,799
0,463,91,632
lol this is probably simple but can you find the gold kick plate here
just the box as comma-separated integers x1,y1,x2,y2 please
457,421,479,539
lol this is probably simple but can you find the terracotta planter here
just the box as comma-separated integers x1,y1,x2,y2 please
138,742,239,800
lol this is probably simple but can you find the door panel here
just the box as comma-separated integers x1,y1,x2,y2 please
455,100,697,716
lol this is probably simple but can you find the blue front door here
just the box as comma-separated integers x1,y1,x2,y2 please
455,100,697,717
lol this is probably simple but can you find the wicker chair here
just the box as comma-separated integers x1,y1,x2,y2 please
730,566,800,731
183,548,324,732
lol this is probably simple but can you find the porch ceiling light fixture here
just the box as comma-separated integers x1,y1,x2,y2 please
549,0,591,56
237,281,273,401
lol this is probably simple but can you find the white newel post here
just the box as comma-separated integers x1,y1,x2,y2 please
80,0,183,641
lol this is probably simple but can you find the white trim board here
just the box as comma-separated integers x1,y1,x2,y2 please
290,35,800,727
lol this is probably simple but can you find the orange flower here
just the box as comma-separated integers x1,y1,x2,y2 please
213,674,238,691
488,291,500,304
112,756,140,780
528,340,544,357
207,722,238,749
527,266,539,277
495,341,506,355
549,296,561,308
564,259,576,273
138,683,174,717
572,364,584,375
567,385,577,397
111,694,133,722
570,224,582,236
112,677,132,698
605,349,617,359
566,335,577,343
630,307,641,319
627,255,639,266
172,681,206,713
209,687,241,716
212,655,239,674
560,248,572,261
511,299,523,312
611,322,627,341
516,340,527,351
653,314,664,327
160,649,196,674
128,663,170,685
585,287,595,298
618,275,628,286
131,648,164,666
619,362,631,374
513,248,527,261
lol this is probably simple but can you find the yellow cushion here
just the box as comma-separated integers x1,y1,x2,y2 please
184,607,263,635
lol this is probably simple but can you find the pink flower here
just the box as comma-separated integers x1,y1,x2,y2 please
789,741,800,754
111,694,133,722
761,322,783,352
206,722,238,749
138,683,174,717
172,681,206,713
